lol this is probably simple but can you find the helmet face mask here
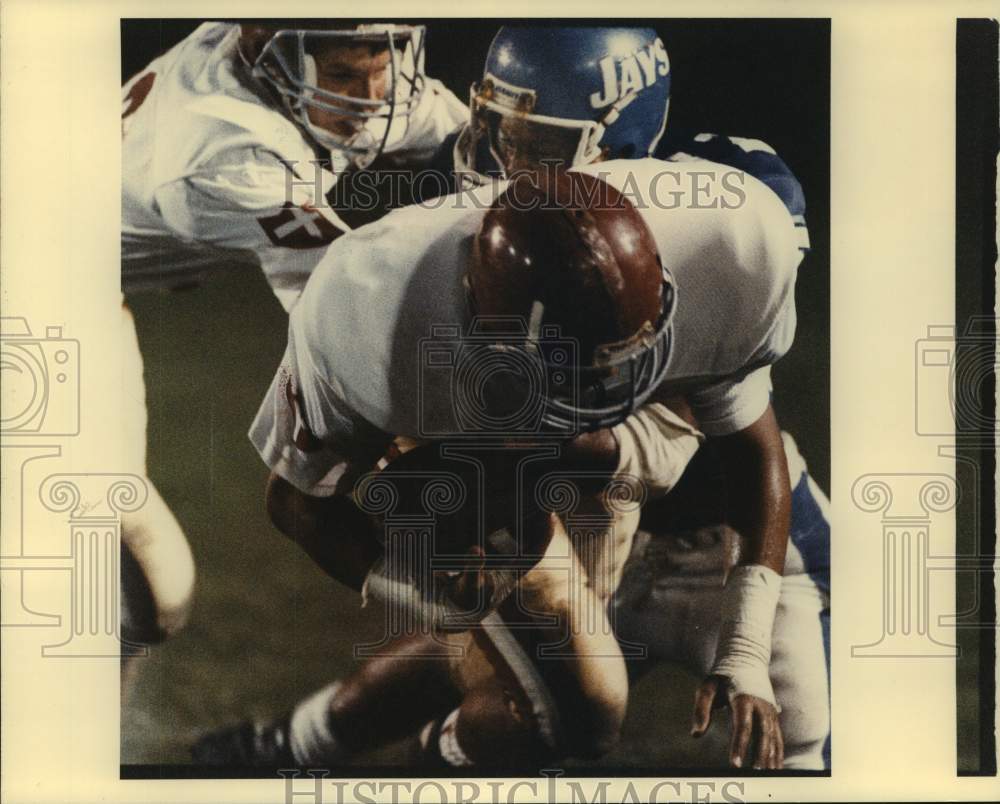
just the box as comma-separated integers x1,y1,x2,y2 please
470,76,604,173
510,282,675,434
248,25,427,168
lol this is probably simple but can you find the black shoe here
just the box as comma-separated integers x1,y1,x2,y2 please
191,715,297,768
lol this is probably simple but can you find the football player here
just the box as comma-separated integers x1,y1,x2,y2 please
118,22,466,664
447,25,826,768
190,166,700,765
193,25,825,771
445,25,808,248
194,143,801,776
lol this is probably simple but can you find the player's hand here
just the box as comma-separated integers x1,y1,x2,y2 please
690,675,784,769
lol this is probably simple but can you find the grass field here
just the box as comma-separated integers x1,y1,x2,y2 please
123,267,739,771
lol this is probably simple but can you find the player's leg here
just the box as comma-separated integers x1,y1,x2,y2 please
507,505,635,759
422,500,642,765
419,498,641,765
415,674,554,768
191,508,634,768
119,302,195,647
191,630,469,766
191,514,570,768
406,618,564,768
120,494,195,643
769,436,831,769
190,621,561,769
769,575,829,769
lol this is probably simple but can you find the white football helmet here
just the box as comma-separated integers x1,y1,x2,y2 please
241,24,427,168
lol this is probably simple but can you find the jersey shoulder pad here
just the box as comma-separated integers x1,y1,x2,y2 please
656,130,806,220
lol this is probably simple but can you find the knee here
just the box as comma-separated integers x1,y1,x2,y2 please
451,681,556,766
559,692,627,759
779,701,830,770
122,588,194,645
553,665,629,759
120,541,195,644
440,657,629,765
154,582,195,640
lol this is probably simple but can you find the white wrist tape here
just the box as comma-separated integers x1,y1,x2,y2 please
612,402,704,497
711,564,783,708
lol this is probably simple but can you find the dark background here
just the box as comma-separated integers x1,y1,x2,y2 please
954,18,997,776
121,19,831,771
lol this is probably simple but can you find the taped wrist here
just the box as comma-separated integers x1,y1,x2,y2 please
711,564,782,708
612,402,704,497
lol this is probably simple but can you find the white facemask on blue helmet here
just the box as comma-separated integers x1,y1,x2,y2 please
244,24,427,169
467,26,671,175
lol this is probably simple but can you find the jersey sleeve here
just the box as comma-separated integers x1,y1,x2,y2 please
248,311,393,497
685,178,801,438
153,147,348,311
660,131,810,253
687,365,775,437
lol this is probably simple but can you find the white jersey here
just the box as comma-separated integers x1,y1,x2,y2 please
250,157,803,495
121,22,467,311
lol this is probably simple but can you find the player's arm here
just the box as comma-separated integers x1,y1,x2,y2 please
265,473,382,591
248,311,396,590
256,416,391,591
717,402,790,574
607,393,704,497
155,149,348,311
684,163,806,767
687,372,790,770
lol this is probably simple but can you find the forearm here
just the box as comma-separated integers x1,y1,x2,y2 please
608,395,704,498
707,405,791,705
720,406,790,574
266,473,381,591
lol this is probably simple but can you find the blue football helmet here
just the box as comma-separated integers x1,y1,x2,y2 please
466,27,671,174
